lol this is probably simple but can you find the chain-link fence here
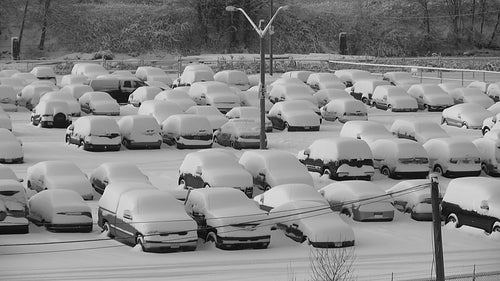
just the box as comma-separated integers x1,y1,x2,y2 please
403,270,500,281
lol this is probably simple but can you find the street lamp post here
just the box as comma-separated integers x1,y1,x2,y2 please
226,4,288,149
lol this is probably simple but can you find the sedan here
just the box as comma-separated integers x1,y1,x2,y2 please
29,189,93,232
441,103,493,130
213,119,264,149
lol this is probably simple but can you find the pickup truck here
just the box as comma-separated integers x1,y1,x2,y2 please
88,78,146,104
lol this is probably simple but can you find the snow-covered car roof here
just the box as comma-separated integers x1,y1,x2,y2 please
319,180,391,204
423,137,480,158
281,71,313,83
11,72,38,84
0,164,19,181
130,86,162,101
180,70,214,85
254,183,327,209
468,80,489,93
0,85,16,103
93,162,149,182
183,63,214,75
339,120,394,141
30,66,56,78
33,100,71,115
0,69,20,77
135,67,167,80
72,116,120,135
386,179,435,205
352,80,390,93
59,74,89,87
30,189,88,209
372,85,410,98
188,187,261,211
442,103,493,121
307,72,342,84
118,114,160,134
369,138,428,159
305,137,373,161
79,91,115,103
137,100,184,123
214,70,249,85
161,114,212,134
119,188,191,216
335,69,374,83
323,98,366,113
59,84,94,100
99,182,157,212
437,82,462,94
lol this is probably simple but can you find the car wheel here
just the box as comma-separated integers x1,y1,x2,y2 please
178,178,186,189
284,122,290,131
371,102,377,108
441,117,447,125
434,165,444,176
213,136,218,144
204,183,211,188
65,135,70,144
264,185,271,191
136,235,146,251
481,163,490,175
102,222,114,238
446,213,461,228
79,140,85,148
321,167,332,179
27,180,32,189
493,223,500,233
341,209,352,218
231,140,240,150
423,104,429,111
482,127,490,135
361,97,368,105
387,105,392,111
254,242,269,249
461,122,469,129
381,166,392,178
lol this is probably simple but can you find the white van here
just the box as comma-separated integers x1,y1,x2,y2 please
161,114,213,149
369,138,430,179
297,137,375,180
65,116,121,151
117,115,162,149
98,183,198,252
472,137,500,177
423,138,481,177
442,177,500,234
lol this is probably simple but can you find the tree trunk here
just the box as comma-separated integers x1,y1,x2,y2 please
38,0,51,50
19,0,29,49
488,10,500,47
470,0,475,43
480,0,486,36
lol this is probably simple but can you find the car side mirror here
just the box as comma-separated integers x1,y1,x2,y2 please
480,200,489,211
195,166,202,176
123,210,133,220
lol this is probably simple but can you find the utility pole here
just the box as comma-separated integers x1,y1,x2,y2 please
269,0,273,75
430,173,445,281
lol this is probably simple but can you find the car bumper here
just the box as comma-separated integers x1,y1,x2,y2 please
84,143,121,152
217,235,270,249
288,125,320,132
309,239,355,248
392,171,429,179
125,141,162,150
46,223,93,233
444,170,481,178
353,210,394,222
142,239,198,253
0,157,23,164
391,108,418,112
0,224,29,234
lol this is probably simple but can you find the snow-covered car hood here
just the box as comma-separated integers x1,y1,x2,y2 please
283,111,320,127
90,100,120,113
424,94,453,105
204,167,252,187
462,111,494,127
388,96,418,108
0,142,23,158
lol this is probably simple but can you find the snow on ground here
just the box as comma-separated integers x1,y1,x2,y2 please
1,105,499,281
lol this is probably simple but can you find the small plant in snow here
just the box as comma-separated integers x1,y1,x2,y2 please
308,246,356,281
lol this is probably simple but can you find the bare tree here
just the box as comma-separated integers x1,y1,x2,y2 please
19,0,29,49
488,10,500,47
38,0,51,50
309,247,356,281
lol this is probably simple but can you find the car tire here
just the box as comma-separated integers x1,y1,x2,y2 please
79,140,85,148
461,122,468,129
254,242,269,249
136,235,146,251
284,122,290,131
213,136,218,144
321,167,332,179
441,117,447,125
423,104,429,111
264,185,271,191
341,209,352,218
446,213,461,228
102,222,114,238
371,102,377,108
493,223,500,233
482,127,490,135
362,97,369,105
178,178,186,189
381,166,392,178
204,183,211,188
27,180,32,189
481,163,490,175
434,165,444,176
65,135,70,144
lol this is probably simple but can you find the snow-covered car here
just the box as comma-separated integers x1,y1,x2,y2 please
472,137,500,177
484,130,500,142
28,189,92,232
247,73,278,87
137,100,184,124
128,86,162,107
281,71,313,83
268,100,320,131
26,161,93,200
0,77,26,95
30,66,56,84
437,82,462,95
447,87,494,108
313,88,353,108
339,120,396,143
213,119,264,149
319,181,394,222
213,70,250,90
117,115,162,149
89,162,150,194
239,150,313,194
268,83,317,105
0,164,21,181
423,138,481,178
407,84,454,111
254,183,355,248
442,177,500,234
382,71,420,90
483,111,500,135
0,85,17,111
390,119,449,144
268,77,304,92
0,179,29,234
154,87,196,111
175,69,214,87
334,69,376,87
306,72,345,91
486,82,500,101
11,72,37,85
185,187,271,250
386,179,439,221
17,84,54,110
225,106,272,132
135,66,173,87
38,91,81,116
71,63,109,79
441,103,493,130
65,116,121,152
178,149,253,197
0,69,20,77
188,81,240,113
0,128,23,164
99,187,198,252
350,79,391,104
369,138,429,179
59,74,89,87
370,85,418,112
0,108,12,131
185,105,227,131
297,137,374,180
468,80,489,95
237,89,273,112
59,84,93,101
320,98,367,122
31,100,72,128
78,91,120,116
161,114,213,149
